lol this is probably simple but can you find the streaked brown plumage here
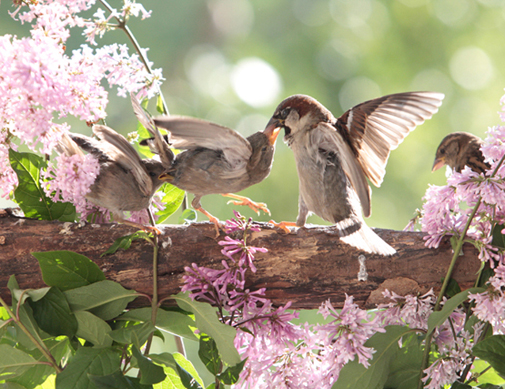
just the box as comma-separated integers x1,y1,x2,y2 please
141,115,280,235
56,125,166,233
432,132,489,173
266,92,445,255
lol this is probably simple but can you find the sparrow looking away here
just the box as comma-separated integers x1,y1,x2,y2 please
432,132,489,174
266,92,445,255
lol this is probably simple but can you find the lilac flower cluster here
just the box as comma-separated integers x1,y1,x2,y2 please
42,153,100,215
182,212,385,388
377,289,482,389
1,0,162,206
470,264,505,334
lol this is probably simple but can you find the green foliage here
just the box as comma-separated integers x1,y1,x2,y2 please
33,251,106,291
156,183,186,224
173,293,241,366
102,232,153,256
9,149,76,222
473,336,505,378
333,326,418,389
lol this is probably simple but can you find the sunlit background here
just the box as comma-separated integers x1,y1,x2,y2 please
2,0,505,231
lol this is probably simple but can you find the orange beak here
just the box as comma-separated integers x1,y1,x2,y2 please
432,157,445,172
263,118,282,146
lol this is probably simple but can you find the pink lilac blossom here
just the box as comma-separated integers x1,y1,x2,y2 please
1,0,163,209
470,263,505,334
422,335,474,389
182,213,385,388
42,152,100,215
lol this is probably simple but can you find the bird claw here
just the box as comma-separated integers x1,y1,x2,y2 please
142,225,162,235
226,199,271,216
269,220,296,234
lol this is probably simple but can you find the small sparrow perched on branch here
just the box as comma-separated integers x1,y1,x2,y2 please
432,132,489,174
139,114,280,236
266,92,444,255
57,124,167,233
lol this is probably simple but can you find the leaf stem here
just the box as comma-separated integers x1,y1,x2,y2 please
98,0,169,115
0,296,62,373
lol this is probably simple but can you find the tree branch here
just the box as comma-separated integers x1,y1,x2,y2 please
0,209,482,309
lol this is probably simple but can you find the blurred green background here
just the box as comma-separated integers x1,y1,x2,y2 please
2,0,505,230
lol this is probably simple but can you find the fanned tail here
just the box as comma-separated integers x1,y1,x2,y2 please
335,217,396,256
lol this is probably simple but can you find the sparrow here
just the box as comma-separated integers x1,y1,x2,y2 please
432,132,489,174
56,124,167,234
140,115,280,236
266,92,445,255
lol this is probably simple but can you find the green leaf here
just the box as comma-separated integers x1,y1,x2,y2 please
132,346,166,385
156,183,185,224
0,345,38,380
333,326,415,389
473,335,505,377
109,321,154,348
173,353,204,389
172,293,240,366
64,280,137,320
427,288,485,336
117,308,197,341
55,347,120,389
471,359,504,386
217,358,246,385
102,231,152,256
74,311,112,347
444,277,462,298
33,251,105,291
88,370,152,389
156,94,165,115
8,339,70,388
29,287,77,338
384,334,423,389
492,223,505,249
9,149,76,222
149,353,177,370
198,334,221,376
152,366,185,389
178,209,197,224
15,304,46,351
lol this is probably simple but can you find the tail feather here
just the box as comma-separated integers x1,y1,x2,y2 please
335,218,396,256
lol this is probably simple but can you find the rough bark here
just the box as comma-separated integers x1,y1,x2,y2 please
0,209,481,309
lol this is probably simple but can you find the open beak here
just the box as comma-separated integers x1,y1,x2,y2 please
158,172,174,182
432,157,445,172
263,118,282,146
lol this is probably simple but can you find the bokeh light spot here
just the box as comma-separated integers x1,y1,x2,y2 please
231,58,282,108
449,46,494,90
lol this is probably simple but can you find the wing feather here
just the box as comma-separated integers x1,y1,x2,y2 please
92,125,152,197
153,116,252,169
336,91,444,187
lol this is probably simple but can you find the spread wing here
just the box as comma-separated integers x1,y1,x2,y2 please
91,125,152,197
336,91,444,187
130,93,174,168
311,123,372,217
153,116,253,169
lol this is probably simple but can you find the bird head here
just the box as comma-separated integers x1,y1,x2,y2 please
265,95,333,145
432,132,468,172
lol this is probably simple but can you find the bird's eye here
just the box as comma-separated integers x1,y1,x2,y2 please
280,107,291,119
149,171,157,177
440,148,445,155
261,146,267,152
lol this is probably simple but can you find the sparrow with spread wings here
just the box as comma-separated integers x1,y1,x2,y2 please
266,92,445,255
